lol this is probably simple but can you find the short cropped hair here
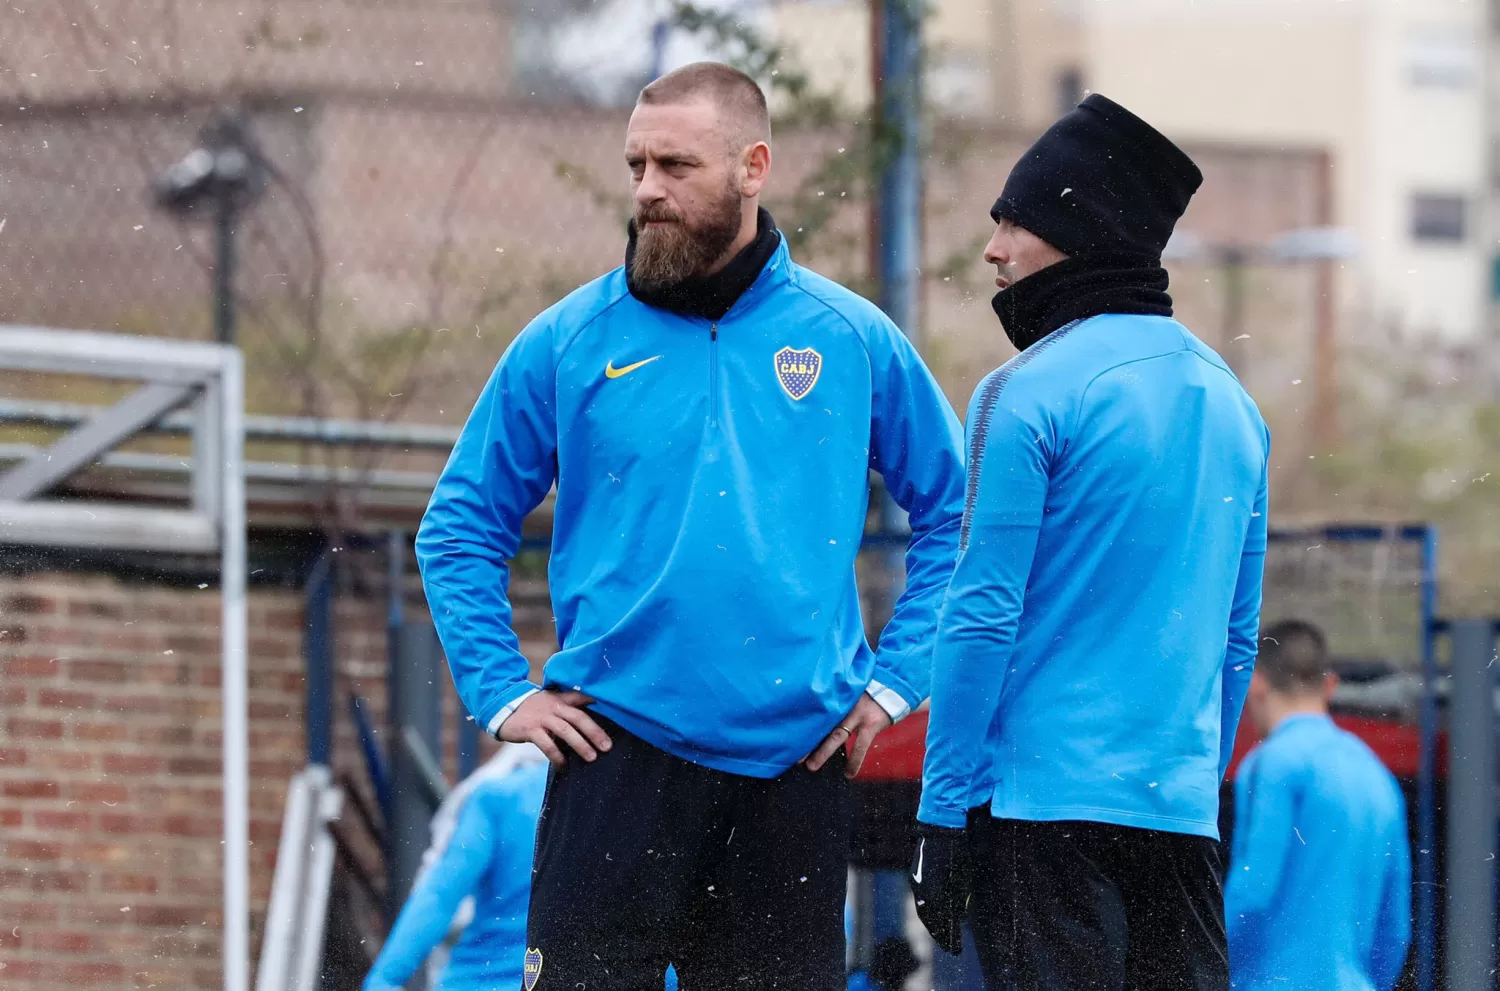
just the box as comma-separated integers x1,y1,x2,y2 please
1257,619,1330,693
638,61,771,149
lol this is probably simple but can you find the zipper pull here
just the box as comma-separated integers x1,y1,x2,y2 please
711,323,718,341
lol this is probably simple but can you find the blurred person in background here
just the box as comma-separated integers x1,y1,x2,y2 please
416,60,965,989
910,94,1270,990
1227,619,1411,991
361,743,549,991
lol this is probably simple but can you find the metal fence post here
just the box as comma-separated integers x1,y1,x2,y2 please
1444,618,1497,991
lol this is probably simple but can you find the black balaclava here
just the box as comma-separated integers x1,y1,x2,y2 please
989,94,1203,350
626,208,781,321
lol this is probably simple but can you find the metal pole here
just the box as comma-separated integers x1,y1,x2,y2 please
304,549,335,767
221,346,250,991
214,191,236,345
869,1,923,975
1417,526,1441,991
1444,618,1497,990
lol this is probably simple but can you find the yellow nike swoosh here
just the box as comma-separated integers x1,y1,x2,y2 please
604,355,662,379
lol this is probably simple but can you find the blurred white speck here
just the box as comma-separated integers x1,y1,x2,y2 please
1061,187,1072,197
198,583,208,589
294,106,304,113
133,224,143,231
1291,378,1302,385
120,906,131,913
415,60,424,66
0,218,6,234
799,876,808,882
1232,334,1251,342
1223,496,1233,503
829,539,836,545
163,649,174,655
1148,782,1159,788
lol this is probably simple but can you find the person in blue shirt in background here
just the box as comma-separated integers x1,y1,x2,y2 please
362,744,551,991
1227,619,1411,991
910,94,1270,991
364,742,683,991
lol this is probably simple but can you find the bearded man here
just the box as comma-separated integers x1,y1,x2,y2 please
416,62,965,990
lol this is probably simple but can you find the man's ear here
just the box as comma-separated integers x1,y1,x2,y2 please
741,141,771,197
1323,671,1339,704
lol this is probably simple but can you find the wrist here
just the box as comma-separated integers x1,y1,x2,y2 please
865,678,912,723
487,686,542,738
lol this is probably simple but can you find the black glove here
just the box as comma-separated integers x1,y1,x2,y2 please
909,822,971,957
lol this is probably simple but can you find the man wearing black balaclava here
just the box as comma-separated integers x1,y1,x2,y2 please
910,94,1272,991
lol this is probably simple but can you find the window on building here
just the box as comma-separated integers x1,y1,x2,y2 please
1411,194,1468,243
1055,68,1084,115
1405,28,1478,89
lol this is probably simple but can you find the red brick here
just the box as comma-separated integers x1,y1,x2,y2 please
0,746,28,767
167,756,219,776
100,872,157,895
7,839,61,860
61,842,127,866
3,655,60,679
31,749,94,773
164,815,220,838
0,684,27,706
0,809,22,828
31,929,92,953
63,961,127,984
32,809,92,831
66,781,128,804
73,721,129,742
3,593,59,614
100,813,166,835
4,778,60,799
0,900,58,923
67,599,125,621
132,724,193,747
102,754,163,775
37,687,95,709
6,717,62,740
65,660,130,683
0,624,29,643
25,868,89,893
0,960,59,981
133,905,198,927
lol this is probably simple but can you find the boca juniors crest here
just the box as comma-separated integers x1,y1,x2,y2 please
774,346,823,400
524,948,544,990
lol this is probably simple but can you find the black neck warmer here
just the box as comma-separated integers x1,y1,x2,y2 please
992,254,1174,351
626,208,781,321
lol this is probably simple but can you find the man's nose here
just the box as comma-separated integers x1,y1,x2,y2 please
983,229,1007,266
635,163,667,208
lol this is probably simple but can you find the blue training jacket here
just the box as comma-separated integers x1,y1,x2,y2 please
364,762,548,991
1228,714,1412,991
919,314,1270,837
417,237,966,777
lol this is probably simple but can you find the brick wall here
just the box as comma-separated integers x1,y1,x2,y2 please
0,573,374,990
0,560,557,991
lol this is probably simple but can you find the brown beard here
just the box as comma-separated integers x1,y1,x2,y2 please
630,180,744,291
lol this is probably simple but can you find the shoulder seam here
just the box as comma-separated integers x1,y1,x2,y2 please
553,281,634,364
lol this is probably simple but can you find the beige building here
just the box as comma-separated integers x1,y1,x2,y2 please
770,0,1493,341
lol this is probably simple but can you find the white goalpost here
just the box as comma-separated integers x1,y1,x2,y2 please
0,326,250,991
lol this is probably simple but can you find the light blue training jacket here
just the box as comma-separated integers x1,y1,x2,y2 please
417,237,966,776
1228,714,1411,991
919,314,1270,838
363,762,548,991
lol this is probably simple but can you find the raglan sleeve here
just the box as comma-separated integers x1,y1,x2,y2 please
416,317,558,737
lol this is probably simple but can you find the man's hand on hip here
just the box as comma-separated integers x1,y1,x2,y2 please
498,689,612,767
805,693,892,777
909,823,971,957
